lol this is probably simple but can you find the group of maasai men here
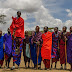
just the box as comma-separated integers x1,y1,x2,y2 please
0,11,72,71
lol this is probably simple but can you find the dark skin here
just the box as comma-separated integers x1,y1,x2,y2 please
70,26,72,33
44,26,48,33
25,31,28,37
63,27,67,33
36,26,39,33
17,11,21,18
54,27,58,34
33,26,39,44
62,27,67,39
7,28,10,34
0,30,2,37
34,26,40,45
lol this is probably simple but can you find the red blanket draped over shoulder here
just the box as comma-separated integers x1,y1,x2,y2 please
41,31,52,60
10,17,24,38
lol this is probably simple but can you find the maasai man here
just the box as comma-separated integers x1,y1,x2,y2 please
31,26,42,69
41,26,52,70
51,27,60,69
0,30,4,68
29,31,35,68
4,28,12,68
59,26,68,69
10,11,24,38
67,26,72,70
10,11,24,70
23,31,30,68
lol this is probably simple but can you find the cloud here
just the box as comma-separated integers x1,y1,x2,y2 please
2,0,42,13
0,0,63,32
65,20,72,30
0,0,72,33
34,5,62,30
66,9,72,18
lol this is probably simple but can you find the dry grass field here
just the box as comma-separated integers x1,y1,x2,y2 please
0,52,71,72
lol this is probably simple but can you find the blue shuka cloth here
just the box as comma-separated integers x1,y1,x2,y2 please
0,36,4,60
67,34,72,64
29,37,42,65
4,33,12,57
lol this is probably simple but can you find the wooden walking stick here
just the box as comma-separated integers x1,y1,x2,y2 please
65,38,67,64
29,44,33,68
3,44,6,69
37,45,39,69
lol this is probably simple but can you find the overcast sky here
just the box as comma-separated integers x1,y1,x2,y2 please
0,0,72,33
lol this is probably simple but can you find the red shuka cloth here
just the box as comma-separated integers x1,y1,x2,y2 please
43,59,50,69
52,58,59,63
59,39,66,64
41,31,52,60
10,17,24,38
5,54,9,61
0,60,3,66
71,65,72,69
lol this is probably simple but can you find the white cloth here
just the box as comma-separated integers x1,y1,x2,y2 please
25,44,30,58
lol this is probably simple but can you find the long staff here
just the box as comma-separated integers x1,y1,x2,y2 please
29,44,33,68
3,44,6,69
37,45,39,69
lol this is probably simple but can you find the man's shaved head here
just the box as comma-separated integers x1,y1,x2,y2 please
44,26,48,33
7,28,10,34
70,26,72,32
62,26,67,32
0,30,2,37
54,27,58,33
35,26,40,33
17,11,21,17
25,31,28,36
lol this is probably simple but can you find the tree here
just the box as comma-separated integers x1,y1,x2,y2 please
0,14,6,24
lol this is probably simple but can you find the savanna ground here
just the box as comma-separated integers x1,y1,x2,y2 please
0,52,71,72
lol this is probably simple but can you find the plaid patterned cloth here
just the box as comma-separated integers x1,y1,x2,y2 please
51,32,59,59
12,38,23,66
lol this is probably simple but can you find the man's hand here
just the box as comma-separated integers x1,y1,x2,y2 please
64,36,66,39
37,41,40,45
3,44,5,49
33,41,36,43
13,29,16,35
64,36,68,40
